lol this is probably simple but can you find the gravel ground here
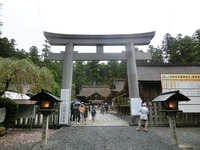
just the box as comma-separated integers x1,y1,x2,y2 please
0,126,199,150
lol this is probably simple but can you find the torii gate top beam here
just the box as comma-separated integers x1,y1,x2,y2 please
44,31,155,46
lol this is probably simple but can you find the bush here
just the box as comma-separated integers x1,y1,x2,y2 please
0,97,18,129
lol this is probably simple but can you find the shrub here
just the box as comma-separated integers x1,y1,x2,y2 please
0,97,18,129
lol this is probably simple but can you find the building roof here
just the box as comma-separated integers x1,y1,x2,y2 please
153,90,190,102
112,79,125,92
78,85,111,98
137,64,200,81
3,91,30,100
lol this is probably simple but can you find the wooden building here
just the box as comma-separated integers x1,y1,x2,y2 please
110,64,200,126
77,85,111,104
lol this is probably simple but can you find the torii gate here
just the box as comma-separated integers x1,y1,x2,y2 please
44,31,155,125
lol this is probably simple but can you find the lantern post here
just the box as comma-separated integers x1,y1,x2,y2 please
30,90,61,147
153,90,190,146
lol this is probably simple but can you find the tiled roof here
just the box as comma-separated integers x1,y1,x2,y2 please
137,65,200,81
78,85,110,97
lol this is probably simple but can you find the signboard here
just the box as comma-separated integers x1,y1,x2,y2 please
130,98,142,116
161,74,200,96
161,74,200,112
59,89,71,124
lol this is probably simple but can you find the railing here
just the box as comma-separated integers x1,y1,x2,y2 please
14,111,59,129
111,103,200,127
13,104,200,128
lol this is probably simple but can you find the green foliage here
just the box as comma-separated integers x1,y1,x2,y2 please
161,30,200,64
0,37,28,59
148,45,164,64
72,60,127,95
0,58,57,94
0,97,18,129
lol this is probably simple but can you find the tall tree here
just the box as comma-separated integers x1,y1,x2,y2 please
85,61,101,85
161,33,173,63
28,46,41,65
192,29,200,64
73,61,87,94
42,39,51,67
148,45,164,64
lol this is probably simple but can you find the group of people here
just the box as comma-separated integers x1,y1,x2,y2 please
70,102,97,125
100,103,109,114
70,101,149,132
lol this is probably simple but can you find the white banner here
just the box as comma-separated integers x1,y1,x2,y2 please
59,89,70,124
130,98,142,116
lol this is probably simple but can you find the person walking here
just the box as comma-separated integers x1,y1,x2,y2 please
83,104,88,125
100,104,105,114
79,102,86,124
74,104,80,125
70,104,75,121
91,105,96,125
136,102,149,132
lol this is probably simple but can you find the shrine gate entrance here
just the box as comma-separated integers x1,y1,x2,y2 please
44,31,155,125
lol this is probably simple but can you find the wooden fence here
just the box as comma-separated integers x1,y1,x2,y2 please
13,104,200,128
14,111,59,129
111,102,200,127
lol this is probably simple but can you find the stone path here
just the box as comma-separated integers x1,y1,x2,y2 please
71,110,129,126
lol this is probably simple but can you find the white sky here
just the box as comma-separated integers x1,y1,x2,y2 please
1,0,200,53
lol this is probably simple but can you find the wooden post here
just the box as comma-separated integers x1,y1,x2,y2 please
41,112,49,147
168,112,178,146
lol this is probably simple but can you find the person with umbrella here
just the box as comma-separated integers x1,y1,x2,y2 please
73,101,81,125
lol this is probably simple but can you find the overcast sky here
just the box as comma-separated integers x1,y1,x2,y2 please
1,0,200,53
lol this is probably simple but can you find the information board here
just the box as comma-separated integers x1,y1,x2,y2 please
161,74,200,112
130,98,142,116
161,74,200,97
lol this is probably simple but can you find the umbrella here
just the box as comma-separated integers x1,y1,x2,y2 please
74,101,81,105
71,101,75,104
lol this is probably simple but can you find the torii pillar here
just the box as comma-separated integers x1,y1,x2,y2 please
44,31,155,125
59,43,74,124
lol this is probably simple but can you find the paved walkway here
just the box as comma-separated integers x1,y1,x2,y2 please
71,110,129,126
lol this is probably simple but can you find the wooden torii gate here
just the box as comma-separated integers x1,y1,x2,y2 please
44,31,155,125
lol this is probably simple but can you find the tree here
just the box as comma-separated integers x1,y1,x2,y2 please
42,39,51,67
73,61,87,95
192,29,200,63
28,46,41,66
161,33,173,63
148,45,164,64
0,37,14,56
0,58,57,94
85,61,101,84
